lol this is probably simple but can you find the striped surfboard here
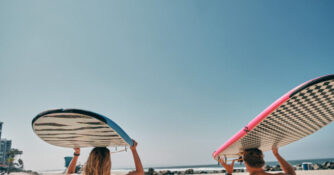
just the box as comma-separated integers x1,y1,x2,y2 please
213,74,334,160
32,109,134,148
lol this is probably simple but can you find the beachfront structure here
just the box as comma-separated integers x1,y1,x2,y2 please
0,122,2,161
0,139,12,165
0,122,3,140
0,122,13,166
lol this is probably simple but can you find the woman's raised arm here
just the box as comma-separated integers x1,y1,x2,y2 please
127,140,144,175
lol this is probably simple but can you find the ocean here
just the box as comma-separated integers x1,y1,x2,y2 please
128,158,334,173
39,158,334,174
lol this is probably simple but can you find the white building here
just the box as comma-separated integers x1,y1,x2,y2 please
0,122,2,161
0,122,2,140
0,139,11,165
0,122,12,166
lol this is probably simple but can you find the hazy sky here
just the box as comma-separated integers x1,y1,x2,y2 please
1,0,334,172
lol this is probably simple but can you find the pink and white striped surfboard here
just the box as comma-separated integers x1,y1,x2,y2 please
213,74,334,160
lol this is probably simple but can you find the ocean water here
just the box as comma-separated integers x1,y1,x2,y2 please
266,158,334,167
141,158,334,173
39,158,334,174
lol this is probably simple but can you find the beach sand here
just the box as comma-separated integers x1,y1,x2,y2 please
8,170,334,175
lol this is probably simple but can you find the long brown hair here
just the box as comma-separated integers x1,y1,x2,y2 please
83,147,111,175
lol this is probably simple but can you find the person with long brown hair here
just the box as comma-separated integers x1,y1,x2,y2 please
66,140,144,175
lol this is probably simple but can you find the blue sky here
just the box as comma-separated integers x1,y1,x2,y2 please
1,0,334,171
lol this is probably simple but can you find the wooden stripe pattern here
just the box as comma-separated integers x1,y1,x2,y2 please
33,113,127,148
219,78,334,158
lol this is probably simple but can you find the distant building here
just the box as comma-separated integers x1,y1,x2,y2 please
0,122,2,164
0,122,3,140
0,139,12,165
0,122,12,166
0,122,3,161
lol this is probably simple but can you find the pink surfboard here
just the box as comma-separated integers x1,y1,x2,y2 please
213,74,334,160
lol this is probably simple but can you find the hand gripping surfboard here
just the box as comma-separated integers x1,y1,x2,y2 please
213,74,334,160
32,109,134,148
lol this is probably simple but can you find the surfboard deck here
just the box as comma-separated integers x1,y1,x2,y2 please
213,74,334,160
32,109,134,148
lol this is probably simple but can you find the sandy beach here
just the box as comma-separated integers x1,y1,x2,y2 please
7,170,334,175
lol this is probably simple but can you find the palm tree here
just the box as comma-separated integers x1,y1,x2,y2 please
18,159,24,169
7,157,14,174
6,148,23,174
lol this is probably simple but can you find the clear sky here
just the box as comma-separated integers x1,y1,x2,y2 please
0,0,334,172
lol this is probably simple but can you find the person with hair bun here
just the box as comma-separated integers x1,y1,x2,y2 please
66,140,144,175
218,148,296,175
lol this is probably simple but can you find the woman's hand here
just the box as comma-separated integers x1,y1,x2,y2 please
131,140,138,150
127,139,144,175
74,148,80,155
218,157,235,174
272,147,279,156
66,148,80,175
272,147,296,175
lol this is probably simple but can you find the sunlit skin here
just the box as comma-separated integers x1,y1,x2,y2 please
218,148,296,175
66,140,144,175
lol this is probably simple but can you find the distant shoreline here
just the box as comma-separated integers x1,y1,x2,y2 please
8,170,334,175
149,157,334,169
12,158,334,175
